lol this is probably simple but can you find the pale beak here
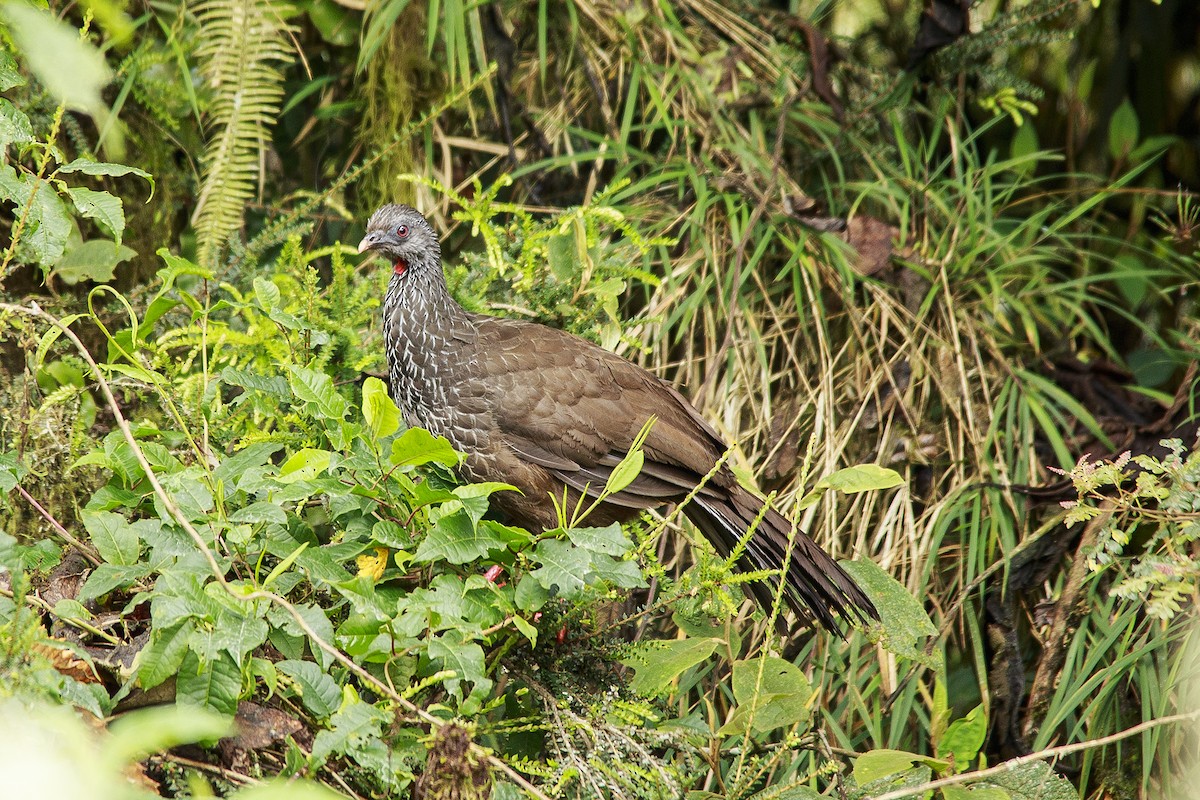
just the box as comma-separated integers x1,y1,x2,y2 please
357,232,381,254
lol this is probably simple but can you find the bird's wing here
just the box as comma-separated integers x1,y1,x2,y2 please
468,316,728,507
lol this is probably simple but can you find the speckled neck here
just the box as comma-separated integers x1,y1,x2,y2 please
382,258,475,437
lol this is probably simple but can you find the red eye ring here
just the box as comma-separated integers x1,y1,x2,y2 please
396,225,410,238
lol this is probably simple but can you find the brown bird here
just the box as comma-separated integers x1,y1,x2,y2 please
358,204,877,632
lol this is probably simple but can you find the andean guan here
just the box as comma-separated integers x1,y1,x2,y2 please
358,204,878,632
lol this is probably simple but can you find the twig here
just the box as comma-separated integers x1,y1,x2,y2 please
869,708,1200,800
14,484,102,566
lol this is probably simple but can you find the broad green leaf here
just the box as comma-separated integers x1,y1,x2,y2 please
82,510,140,565
720,656,813,736
78,562,151,602
0,164,71,266
428,636,490,700
514,574,550,612
362,376,400,440
277,448,333,484
586,552,646,588
839,558,937,667
278,660,341,719
105,705,232,764
943,787,1011,800
253,276,282,310
53,239,136,284
229,501,288,526
207,607,270,664
66,187,125,242
939,704,987,763
974,761,1078,800
0,98,33,148
620,637,722,697
816,464,905,493
287,366,347,420
0,48,22,91
0,3,111,118
214,442,283,485
176,650,240,715
854,749,948,785
566,522,633,556
529,539,590,600
388,427,459,469
413,509,516,565
135,621,193,690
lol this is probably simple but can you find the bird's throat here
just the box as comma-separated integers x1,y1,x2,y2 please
393,259,408,276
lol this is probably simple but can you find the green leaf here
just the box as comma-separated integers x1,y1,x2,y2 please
277,448,333,484
974,761,1078,800
287,366,348,420
58,158,153,186
943,787,1011,800
428,636,490,700
839,558,937,667
278,660,341,719
854,749,948,785
53,239,136,285
816,464,905,493
1108,99,1139,159
413,509,517,565
105,705,232,764
388,427,460,469
176,650,241,715
530,539,591,600
66,187,125,242
0,98,33,148
586,552,646,588
0,3,112,118
135,622,194,690
362,376,400,440
0,164,71,267
939,704,987,763
620,637,722,697
605,448,644,496
566,522,633,556
253,276,282,310
0,48,23,91
719,656,813,736
82,510,140,565
78,562,152,602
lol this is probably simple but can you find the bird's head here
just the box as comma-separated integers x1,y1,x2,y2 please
357,204,441,278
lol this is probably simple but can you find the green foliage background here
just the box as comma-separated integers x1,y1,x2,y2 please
1,1,1199,799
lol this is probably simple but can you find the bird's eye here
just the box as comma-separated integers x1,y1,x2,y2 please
396,225,409,238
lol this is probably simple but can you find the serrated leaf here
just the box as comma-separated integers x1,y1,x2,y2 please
135,621,194,690
176,650,240,715
0,98,33,148
839,558,937,667
854,749,948,785
413,509,514,565
0,164,71,267
53,239,136,285
277,660,341,719
78,562,152,602
428,636,490,700
58,158,153,186
566,522,632,556
362,376,399,440
620,637,722,697
975,761,1078,800
287,366,347,420
82,510,140,565
253,276,282,310
586,552,646,588
67,187,125,242
719,656,813,736
530,539,591,600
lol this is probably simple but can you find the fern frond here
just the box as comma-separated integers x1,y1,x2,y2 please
190,0,293,268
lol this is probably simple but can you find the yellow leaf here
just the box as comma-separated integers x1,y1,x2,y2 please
356,547,390,582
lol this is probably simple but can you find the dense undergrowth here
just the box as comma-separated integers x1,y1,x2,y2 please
2,1,1200,799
